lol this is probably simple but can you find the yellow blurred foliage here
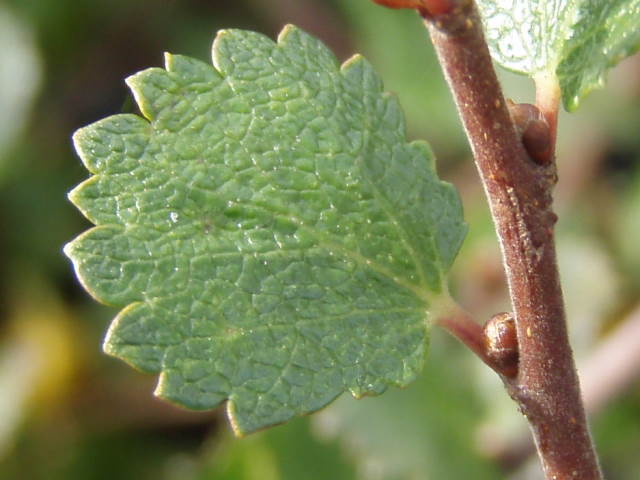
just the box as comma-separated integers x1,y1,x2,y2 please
0,281,83,457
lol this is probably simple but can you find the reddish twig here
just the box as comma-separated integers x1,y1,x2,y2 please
436,307,488,362
369,0,602,476
414,1,602,478
371,0,458,16
437,307,519,378
423,5,602,479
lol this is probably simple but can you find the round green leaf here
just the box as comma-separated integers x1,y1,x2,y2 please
65,25,466,435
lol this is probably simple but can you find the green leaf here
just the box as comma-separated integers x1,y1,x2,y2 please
64,25,466,435
477,0,640,110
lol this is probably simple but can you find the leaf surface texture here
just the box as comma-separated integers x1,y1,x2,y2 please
65,25,466,434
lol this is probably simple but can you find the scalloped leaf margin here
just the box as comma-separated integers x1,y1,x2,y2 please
64,25,466,435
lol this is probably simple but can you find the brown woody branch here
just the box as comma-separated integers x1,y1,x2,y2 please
420,2,602,478
361,0,609,478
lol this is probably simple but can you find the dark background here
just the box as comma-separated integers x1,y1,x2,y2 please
1,1,639,479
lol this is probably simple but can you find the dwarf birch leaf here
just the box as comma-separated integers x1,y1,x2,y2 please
477,0,640,110
64,25,466,435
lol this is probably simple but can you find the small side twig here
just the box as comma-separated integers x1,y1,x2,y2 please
436,307,488,362
437,307,519,378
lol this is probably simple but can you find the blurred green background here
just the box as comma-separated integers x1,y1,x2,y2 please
0,1,639,479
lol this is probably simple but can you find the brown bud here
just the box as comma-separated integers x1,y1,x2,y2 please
483,312,518,377
507,100,552,166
